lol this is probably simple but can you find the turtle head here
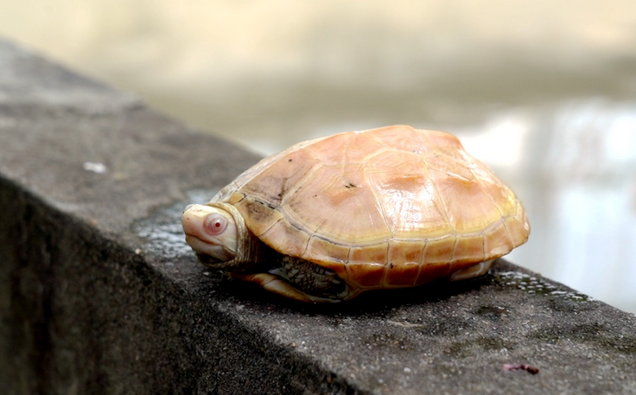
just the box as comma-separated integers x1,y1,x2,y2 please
182,203,239,266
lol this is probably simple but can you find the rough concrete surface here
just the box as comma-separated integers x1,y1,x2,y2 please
0,37,635,395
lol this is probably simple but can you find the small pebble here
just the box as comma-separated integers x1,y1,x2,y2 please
83,161,108,174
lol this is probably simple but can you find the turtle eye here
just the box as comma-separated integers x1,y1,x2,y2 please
204,214,228,236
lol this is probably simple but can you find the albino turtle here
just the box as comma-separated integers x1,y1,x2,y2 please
181,125,530,303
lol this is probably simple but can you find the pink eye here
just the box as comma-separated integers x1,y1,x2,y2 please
204,214,227,236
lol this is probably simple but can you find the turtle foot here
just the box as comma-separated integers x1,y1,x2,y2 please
448,259,495,282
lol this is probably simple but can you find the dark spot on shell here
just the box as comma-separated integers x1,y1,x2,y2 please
288,159,292,162
344,183,357,189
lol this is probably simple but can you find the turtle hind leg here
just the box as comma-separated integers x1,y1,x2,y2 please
448,259,495,282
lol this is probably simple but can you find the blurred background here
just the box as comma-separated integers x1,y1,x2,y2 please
0,1,634,313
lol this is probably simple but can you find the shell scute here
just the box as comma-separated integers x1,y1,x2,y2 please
304,236,350,264
422,236,456,266
349,242,389,265
232,194,284,237
367,125,436,154
238,148,318,205
371,166,450,238
388,240,426,266
505,210,531,247
431,168,501,232
259,218,309,258
385,261,420,286
285,163,390,243
415,260,453,286
452,234,486,264
347,262,386,288
483,221,515,257
304,132,384,165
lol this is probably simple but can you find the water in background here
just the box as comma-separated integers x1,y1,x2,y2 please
1,1,634,313
458,101,636,312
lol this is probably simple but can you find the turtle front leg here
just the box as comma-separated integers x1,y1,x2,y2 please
231,254,349,302
229,272,335,303
231,265,348,303
269,256,349,301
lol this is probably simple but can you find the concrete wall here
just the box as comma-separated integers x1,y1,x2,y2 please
1,38,635,395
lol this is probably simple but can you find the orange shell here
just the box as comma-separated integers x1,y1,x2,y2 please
214,125,530,290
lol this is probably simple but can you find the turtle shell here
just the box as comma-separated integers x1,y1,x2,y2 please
214,125,529,290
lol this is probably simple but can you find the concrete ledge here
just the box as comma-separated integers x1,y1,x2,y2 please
1,38,635,394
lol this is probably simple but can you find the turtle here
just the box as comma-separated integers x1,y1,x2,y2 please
181,125,530,303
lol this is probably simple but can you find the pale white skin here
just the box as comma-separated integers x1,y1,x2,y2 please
181,204,238,264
